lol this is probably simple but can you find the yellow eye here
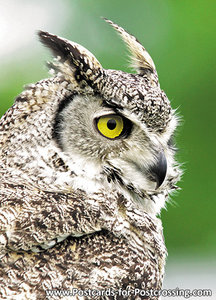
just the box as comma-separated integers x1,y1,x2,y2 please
96,114,124,139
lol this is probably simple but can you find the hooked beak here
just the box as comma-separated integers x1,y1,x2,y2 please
149,150,167,189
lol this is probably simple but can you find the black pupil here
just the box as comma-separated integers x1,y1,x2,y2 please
107,119,117,130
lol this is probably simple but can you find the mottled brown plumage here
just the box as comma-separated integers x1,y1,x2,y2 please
0,19,181,299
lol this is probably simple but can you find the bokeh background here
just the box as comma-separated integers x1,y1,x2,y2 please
0,0,215,298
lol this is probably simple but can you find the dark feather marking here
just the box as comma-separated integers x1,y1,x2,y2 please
52,93,77,148
15,96,28,103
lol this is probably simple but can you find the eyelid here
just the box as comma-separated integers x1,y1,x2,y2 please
93,109,117,119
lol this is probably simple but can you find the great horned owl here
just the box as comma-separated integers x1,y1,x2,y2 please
0,19,180,299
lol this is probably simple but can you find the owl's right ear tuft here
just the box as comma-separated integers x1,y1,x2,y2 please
38,31,71,60
38,31,104,90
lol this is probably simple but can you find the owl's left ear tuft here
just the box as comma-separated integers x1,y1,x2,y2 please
103,19,158,81
38,31,104,89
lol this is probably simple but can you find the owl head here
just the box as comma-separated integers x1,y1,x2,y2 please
2,19,180,216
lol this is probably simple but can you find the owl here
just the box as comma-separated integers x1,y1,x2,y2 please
0,19,181,299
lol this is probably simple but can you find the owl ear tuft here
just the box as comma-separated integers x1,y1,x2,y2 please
103,19,158,78
38,31,103,89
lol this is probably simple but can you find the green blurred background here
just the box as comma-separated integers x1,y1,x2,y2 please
1,0,215,297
